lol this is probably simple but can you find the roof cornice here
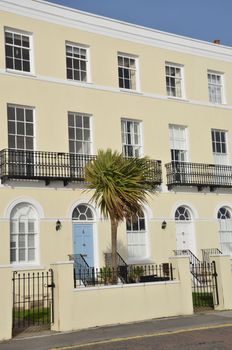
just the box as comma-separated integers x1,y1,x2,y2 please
1,0,232,62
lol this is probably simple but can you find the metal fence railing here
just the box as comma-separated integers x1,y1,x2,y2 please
12,270,55,332
72,263,174,288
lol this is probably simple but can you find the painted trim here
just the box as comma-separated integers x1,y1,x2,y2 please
68,199,100,220
4,196,45,219
1,0,232,62
214,202,232,219
11,264,45,271
1,69,232,111
171,202,199,220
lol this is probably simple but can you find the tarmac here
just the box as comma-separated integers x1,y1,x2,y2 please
1,310,232,350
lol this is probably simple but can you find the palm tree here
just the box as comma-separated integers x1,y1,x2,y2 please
85,149,155,275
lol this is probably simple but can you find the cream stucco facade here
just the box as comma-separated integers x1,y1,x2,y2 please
1,0,232,271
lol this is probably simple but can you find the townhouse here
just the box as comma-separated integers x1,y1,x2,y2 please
1,0,232,272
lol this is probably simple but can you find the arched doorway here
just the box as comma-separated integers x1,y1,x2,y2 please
175,206,195,253
72,204,94,267
217,206,232,255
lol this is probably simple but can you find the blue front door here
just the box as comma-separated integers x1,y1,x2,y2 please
73,224,94,267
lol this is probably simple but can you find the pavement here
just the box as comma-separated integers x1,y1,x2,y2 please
1,310,232,350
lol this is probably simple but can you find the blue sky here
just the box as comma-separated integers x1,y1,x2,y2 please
46,0,232,47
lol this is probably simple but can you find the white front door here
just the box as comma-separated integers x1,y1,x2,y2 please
176,222,193,251
175,206,195,253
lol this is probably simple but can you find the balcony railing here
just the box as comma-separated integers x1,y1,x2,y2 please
166,161,232,190
0,149,162,186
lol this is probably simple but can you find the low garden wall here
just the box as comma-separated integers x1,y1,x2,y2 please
51,256,193,332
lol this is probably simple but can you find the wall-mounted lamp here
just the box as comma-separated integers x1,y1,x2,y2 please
161,220,167,230
56,219,62,231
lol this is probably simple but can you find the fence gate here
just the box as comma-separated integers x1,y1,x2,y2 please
12,269,55,334
191,261,219,310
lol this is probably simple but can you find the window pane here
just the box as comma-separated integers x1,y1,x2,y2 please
84,129,90,141
16,136,24,149
76,115,82,128
28,221,35,233
76,128,82,140
19,249,26,261
10,250,16,262
17,122,25,135
19,234,26,248
28,234,35,247
8,121,15,134
26,123,34,136
19,221,26,233
28,249,35,261
26,137,33,150
8,136,15,149
16,108,24,121
83,116,90,128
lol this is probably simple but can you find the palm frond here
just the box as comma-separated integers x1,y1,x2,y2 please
84,149,155,222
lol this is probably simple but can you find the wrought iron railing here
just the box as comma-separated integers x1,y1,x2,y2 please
69,254,94,287
0,149,162,186
12,270,54,332
173,249,201,266
105,252,129,283
173,249,205,284
71,263,174,288
192,261,219,308
165,161,232,190
202,248,222,264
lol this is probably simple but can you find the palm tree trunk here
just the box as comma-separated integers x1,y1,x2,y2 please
111,218,118,283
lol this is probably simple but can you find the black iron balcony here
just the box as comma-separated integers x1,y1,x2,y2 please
166,161,232,191
0,149,162,186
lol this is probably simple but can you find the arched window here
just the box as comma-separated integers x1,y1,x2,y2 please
10,203,38,263
72,204,93,221
175,206,191,221
127,212,147,259
217,206,232,255
174,206,195,252
217,207,231,220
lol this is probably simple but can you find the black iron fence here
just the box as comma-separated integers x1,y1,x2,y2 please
0,149,162,186
165,161,232,190
12,270,55,332
191,261,219,309
72,263,174,288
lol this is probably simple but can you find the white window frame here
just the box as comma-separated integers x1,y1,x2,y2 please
118,53,139,92
169,124,189,162
4,27,34,75
165,62,185,99
208,70,225,104
121,119,143,158
126,213,148,261
66,41,90,83
68,112,93,156
211,129,229,165
10,203,39,265
7,104,35,151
